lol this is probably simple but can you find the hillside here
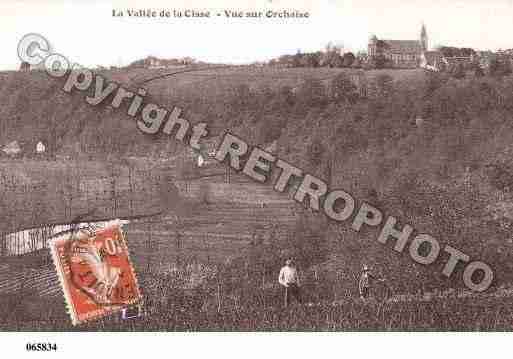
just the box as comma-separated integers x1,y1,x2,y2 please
0,67,426,154
2,66,513,297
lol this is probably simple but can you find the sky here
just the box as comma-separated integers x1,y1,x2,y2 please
1,0,512,70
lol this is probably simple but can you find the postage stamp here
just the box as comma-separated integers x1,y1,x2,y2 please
50,220,142,326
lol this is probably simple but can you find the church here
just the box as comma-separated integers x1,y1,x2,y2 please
368,24,428,68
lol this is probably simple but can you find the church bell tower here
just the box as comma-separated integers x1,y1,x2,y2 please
420,23,428,52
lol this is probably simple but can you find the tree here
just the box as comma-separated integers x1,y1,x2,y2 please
374,54,390,69
268,85,295,113
489,57,512,77
460,47,476,57
292,50,302,67
320,47,343,68
353,51,368,69
475,65,485,77
277,85,295,107
286,210,329,268
424,71,449,97
342,52,356,67
438,46,476,58
297,78,327,107
307,138,325,165
330,73,357,103
258,114,286,143
277,54,295,67
228,83,256,114
370,74,394,99
439,46,458,58
351,58,362,68
451,63,466,79
299,52,322,68
330,55,344,68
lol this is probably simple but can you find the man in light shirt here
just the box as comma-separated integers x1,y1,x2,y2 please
278,258,301,307
358,265,384,299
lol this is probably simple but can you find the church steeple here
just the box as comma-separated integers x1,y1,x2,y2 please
420,23,428,51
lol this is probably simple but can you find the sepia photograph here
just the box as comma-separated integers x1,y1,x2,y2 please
1,0,513,356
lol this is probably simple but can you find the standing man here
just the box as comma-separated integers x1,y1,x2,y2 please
279,258,301,307
358,265,384,300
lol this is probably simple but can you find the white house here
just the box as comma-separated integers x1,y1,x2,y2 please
36,141,46,154
197,153,205,167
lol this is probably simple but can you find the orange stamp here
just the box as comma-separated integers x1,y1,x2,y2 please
50,220,142,325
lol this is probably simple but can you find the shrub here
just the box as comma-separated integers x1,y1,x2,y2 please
330,73,357,103
297,78,327,107
342,52,356,67
451,63,466,79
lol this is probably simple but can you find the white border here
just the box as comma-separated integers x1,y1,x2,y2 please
0,332,507,359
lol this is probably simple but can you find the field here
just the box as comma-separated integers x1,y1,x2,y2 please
2,166,513,331
3,270,513,331
109,65,427,87
135,66,427,103
0,158,181,234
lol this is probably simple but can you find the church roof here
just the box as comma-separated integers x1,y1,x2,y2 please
421,24,427,36
382,40,422,54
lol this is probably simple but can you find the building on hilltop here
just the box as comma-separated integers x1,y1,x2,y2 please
368,23,428,68
128,56,195,69
369,23,481,72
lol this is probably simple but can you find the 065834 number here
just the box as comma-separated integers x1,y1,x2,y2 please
26,343,58,351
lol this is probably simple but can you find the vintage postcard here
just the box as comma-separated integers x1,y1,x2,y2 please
1,0,512,357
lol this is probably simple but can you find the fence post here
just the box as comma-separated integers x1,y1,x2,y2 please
226,166,231,184
146,222,152,272
110,165,117,218
128,165,134,217
0,232,6,257
216,269,222,313
206,233,211,264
